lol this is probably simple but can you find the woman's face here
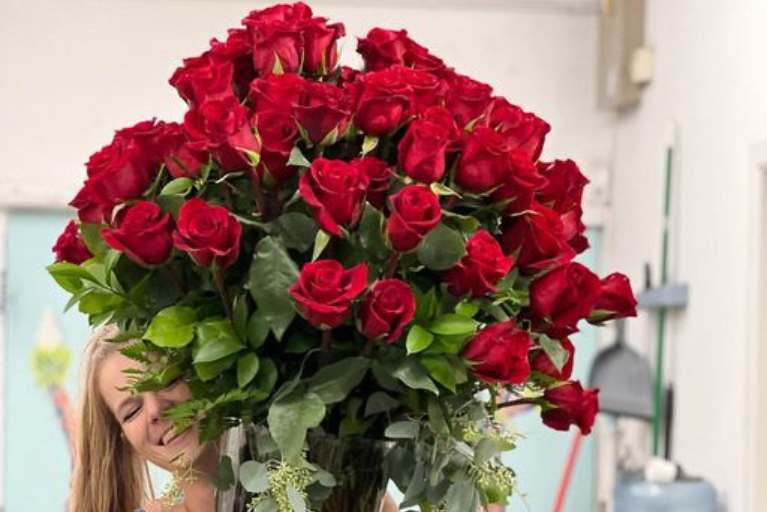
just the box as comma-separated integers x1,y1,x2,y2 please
98,351,205,472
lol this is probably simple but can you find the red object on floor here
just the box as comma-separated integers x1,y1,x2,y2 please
552,431,584,512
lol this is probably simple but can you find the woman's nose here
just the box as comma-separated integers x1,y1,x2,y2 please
143,392,167,423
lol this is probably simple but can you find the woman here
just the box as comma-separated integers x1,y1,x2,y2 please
69,324,399,512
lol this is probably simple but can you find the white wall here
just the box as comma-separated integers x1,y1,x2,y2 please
605,1,767,511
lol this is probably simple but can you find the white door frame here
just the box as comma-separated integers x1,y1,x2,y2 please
745,139,767,512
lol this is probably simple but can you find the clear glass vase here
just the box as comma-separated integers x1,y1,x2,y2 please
215,425,391,512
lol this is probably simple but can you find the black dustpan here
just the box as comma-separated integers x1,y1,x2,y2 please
589,320,654,421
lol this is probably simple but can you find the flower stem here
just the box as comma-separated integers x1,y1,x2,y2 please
212,264,233,322
362,338,377,357
250,174,269,221
321,329,333,352
384,252,400,278
496,397,539,410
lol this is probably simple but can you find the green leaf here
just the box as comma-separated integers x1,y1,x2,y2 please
240,461,269,494
47,261,101,289
371,361,404,392
248,237,299,341
413,287,438,324
287,486,306,512
78,290,121,315
79,223,109,257
391,358,439,395
211,455,235,491
358,204,389,262
287,146,312,168
364,392,400,416
361,135,379,156
253,358,278,396
455,300,480,318
272,53,284,75
307,357,370,404
252,499,279,512
442,210,480,234
312,230,331,261
273,212,318,253
315,469,336,487
247,309,271,349
160,177,193,196
539,334,569,372
421,355,457,392
143,306,197,348
232,294,249,341
430,182,461,197
385,421,419,439
405,325,434,355
237,353,260,388
427,395,449,435
445,479,480,512
194,319,244,363
156,194,185,218
474,438,498,465
267,390,326,461
417,223,466,271
194,355,237,382
428,314,479,336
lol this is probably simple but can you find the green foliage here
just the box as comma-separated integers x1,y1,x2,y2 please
248,237,299,340
417,223,466,271
144,306,197,348
268,390,326,461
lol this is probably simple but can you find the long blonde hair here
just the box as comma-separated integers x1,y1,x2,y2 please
69,323,148,512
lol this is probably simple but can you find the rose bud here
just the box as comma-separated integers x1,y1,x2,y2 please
357,28,446,74
169,53,235,107
492,150,548,215
529,262,602,337
302,16,346,75
537,159,589,214
172,198,242,268
242,2,311,76
501,202,576,274
397,116,452,183
250,73,306,115
289,260,368,329
294,81,352,145
455,126,510,194
254,110,300,184
444,230,514,298
359,279,416,342
444,71,493,128
101,201,174,267
351,66,414,136
386,185,442,252
351,157,392,210
590,273,637,323
299,158,370,236
485,97,550,162
462,320,533,385
541,381,599,435
530,337,575,381
69,182,113,224
52,220,92,264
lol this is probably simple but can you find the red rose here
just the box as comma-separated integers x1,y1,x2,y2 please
101,201,174,267
398,67,446,114
531,337,575,381
243,3,311,75
444,230,514,297
301,16,345,75
255,110,300,183
208,28,257,101
462,320,532,385
397,116,452,183
351,157,392,210
386,185,442,252
169,53,235,107
500,203,576,273
165,143,207,180
492,150,548,214
590,273,637,322
529,262,602,337
69,183,113,224
542,381,599,435
560,207,589,254
359,279,416,342
444,71,493,128
537,159,589,214
351,66,413,136
357,28,446,74
289,260,368,329
485,98,550,162
52,220,92,264
455,126,510,193
183,96,260,171
172,198,242,268
299,158,369,236
294,81,352,144
250,73,306,115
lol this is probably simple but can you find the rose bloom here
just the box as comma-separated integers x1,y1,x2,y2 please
485,97,550,162
591,273,637,322
351,157,392,210
102,201,174,267
455,126,511,194
462,320,532,385
397,116,452,184
529,262,602,337
299,158,370,236
172,198,242,268
293,80,352,144
444,71,493,128
492,150,548,215
52,220,92,264
289,260,368,329
359,279,416,343
356,27,446,74
351,66,414,136
541,381,599,435
386,185,442,252
444,230,514,298
501,202,576,274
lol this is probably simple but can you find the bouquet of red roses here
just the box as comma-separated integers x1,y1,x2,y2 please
50,2,636,510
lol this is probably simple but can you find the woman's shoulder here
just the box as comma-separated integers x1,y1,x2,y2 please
140,500,188,512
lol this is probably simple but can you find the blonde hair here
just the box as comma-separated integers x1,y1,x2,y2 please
69,323,148,512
